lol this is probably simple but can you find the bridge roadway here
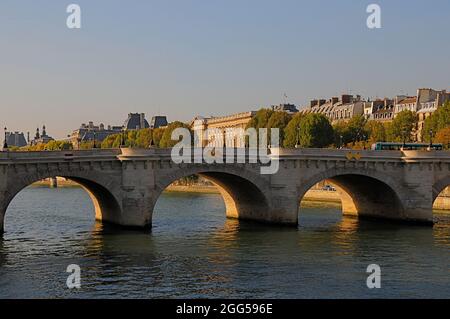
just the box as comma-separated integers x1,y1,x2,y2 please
1,147,449,233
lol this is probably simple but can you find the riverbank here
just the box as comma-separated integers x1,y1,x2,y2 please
165,185,342,203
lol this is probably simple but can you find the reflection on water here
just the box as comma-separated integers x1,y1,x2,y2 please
0,186,449,298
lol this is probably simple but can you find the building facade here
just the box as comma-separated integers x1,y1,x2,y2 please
4,131,27,148
299,94,364,123
192,111,256,147
30,125,54,146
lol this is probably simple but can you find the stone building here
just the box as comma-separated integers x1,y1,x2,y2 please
30,125,54,146
416,89,450,141
391,88,450,141
192,111,256,147
69,122,123,148
69,113,157,148
4,131,27,148
394,96,417,114
365,99,395,122
299,94,364,123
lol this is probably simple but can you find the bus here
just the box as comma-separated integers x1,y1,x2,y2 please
371,142,443,151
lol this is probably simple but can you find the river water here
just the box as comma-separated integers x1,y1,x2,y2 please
0,186,449,298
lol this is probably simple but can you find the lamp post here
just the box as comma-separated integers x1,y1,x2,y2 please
3,127,8,150
295,127,300,148
429,129,433,150
93,131,96,149
339,135,343,149
402,129,407,150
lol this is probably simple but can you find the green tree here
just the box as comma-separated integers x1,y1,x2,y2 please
332,120,349,147
246,108,274,131
44,140,73,151
136,128,153,148
152,127,165,147
346,115,368,145
266,111,292,146
298,113,334,148
159,121,191,148
389,110,417,142
423,102,450,142
365,120,386,144
283,113,304,147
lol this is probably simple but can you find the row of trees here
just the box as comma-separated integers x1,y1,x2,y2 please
99,121,191,149
11,102,450,151
246,103,450,149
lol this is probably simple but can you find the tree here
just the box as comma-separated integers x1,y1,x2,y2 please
159,121,191,148
283,113,304,147
44,140,73,151
135,128,153,148
423,102,450,142
435,127,450,149
298,113,334,148
332,120,349,147
152,127,166,147
346,115,368,145
389,110,417,143
266,111,292,146
246,108,274,131
365,120,386,144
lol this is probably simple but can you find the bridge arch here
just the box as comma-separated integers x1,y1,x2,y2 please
0,171,122,234
432,176,450,203
153,165,271,223
298,168,406,221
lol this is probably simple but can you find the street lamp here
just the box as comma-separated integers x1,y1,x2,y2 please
93,131,96,149
429,129,433,150
3,127,8,150
402,129,407,149
339,135,343,149
295,127,300,148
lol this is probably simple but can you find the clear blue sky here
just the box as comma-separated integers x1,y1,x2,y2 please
1,0,449,138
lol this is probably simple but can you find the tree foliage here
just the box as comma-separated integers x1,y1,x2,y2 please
266,111,292,146
159,121,191,148
435,126,450,148
388,110,417,142
283,113,304,147
423,102,450,142
297,113,334,148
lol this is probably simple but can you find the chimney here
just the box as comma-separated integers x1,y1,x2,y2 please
310,100,318,108
318,99,326,107
341,94,352,104
331,97,339,104
140,113,145,129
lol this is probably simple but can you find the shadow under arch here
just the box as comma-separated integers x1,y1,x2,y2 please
153,168,271,224
1,175,122,234
299,170,405,222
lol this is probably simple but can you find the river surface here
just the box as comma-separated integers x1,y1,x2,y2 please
0,186,449,299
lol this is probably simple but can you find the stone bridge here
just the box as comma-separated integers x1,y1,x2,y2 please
1,147,450,234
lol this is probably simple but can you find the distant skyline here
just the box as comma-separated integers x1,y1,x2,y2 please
1,0,449,138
